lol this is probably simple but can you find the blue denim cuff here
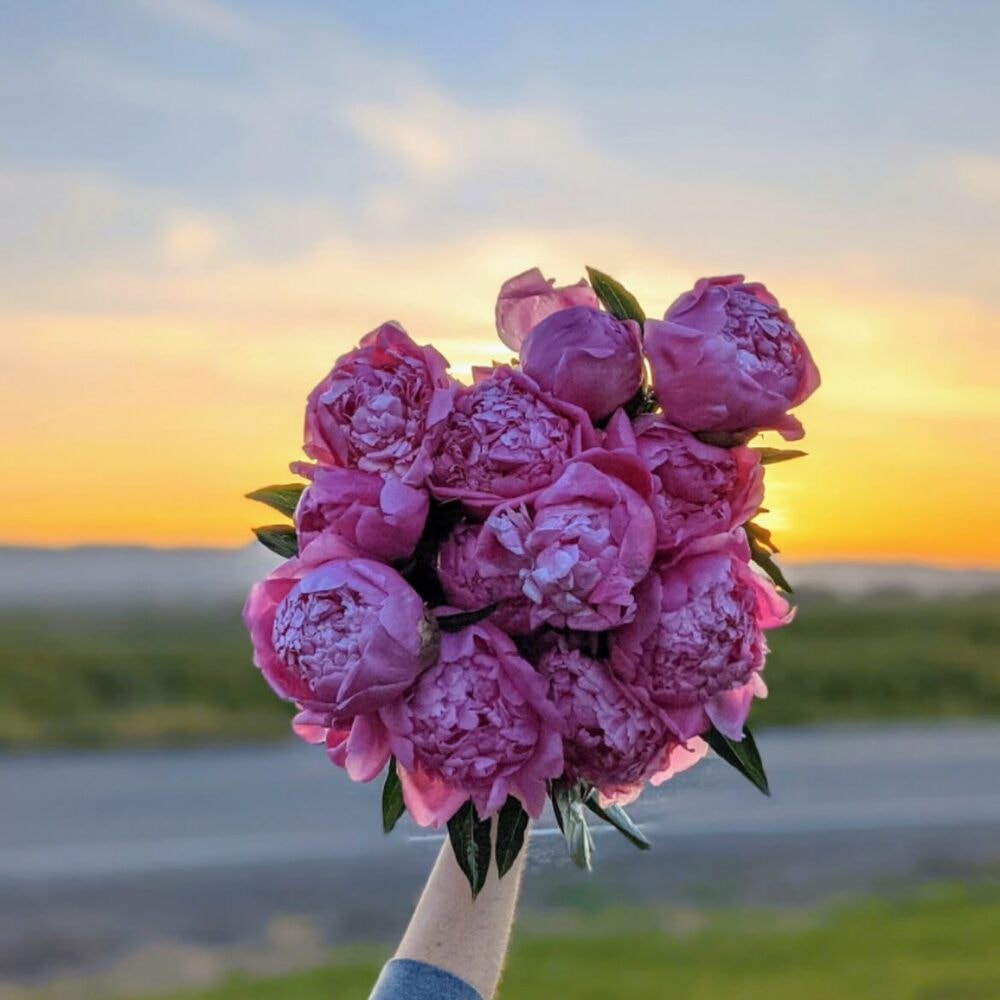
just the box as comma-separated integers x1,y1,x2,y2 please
369,958,484,1000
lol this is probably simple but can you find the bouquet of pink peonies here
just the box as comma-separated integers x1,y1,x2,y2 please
243,267,820,894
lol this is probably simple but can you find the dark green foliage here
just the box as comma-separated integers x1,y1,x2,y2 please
704,726,770,796
381,761,405,833
447,801,493,896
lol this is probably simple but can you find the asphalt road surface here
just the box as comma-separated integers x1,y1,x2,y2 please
2,722,999,987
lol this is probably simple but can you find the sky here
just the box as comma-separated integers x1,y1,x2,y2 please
1,0,998,565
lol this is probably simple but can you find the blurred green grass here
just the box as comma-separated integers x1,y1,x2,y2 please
134,881,999,1000
1,594,997,749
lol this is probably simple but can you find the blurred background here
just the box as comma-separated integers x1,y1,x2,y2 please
1,1,998,998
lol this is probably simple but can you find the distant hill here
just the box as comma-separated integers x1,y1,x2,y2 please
0,545,997,607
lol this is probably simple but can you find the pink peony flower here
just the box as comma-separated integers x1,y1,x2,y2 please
294,466,429,563
495,267,600,351
294,710,394,785
383,622,564,827
611,532,792,741
242,536,438,720
604,410,763,553
437,520,534,635
520,306,644,422
426,365,596,514
538,634,707,806
479,450,656,631
644,276,820,440
304,321,454,482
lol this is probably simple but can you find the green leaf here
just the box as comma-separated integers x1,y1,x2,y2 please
550,782,594,870
252,524,298,559
586,266,646,325
245,483,305,520
494,796,529,878
435,605,497,632
447,801,493,897
752,447,807,466
623,384,658,419
583,792,651,851
746,521,778,553
748,543,793,592
745,523,792,592
381,760,405,834
705,725,770,796
695,429,757,448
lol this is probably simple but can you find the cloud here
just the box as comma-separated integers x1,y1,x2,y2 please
129,0,267,48
338,86,625,188
160,212,226,267
933,152,1000,207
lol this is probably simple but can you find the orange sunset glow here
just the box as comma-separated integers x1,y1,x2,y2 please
2,5,998,568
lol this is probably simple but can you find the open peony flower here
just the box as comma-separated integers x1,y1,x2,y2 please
538,634,707,806
611,532,792,741
242,536,438,720
304,321,454,482
426,365,596,515
294,466,429,563
605,410,763,553
495,267,600,352
520,306,643,422
293,710,395,785
437,520,534,635
644,276,820,440
479,450,656,631
383,622,564,827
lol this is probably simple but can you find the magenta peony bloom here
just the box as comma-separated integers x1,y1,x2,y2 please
495,267,599,351
383,622,564,827
304,321,454,482
242,536,438,720
604,410,763,553
479,450,656,631
437,520,534,635
294,466,429,562
426,365,596,514
611,532,792,741
538,634,707,805
294,710,394,784
644,276,820,440
520,306,643,422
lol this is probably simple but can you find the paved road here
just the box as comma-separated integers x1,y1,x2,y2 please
2,722,999,985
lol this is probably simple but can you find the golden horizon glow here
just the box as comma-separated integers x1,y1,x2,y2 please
2,233,998,567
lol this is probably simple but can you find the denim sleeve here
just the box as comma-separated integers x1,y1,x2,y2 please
369,958,484,1000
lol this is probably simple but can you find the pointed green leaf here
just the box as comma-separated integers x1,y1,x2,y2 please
245,483,305,520
494,796,529,877
745,524,792,592
551,782,594,870
705,725,770,796
586,266,646,325
746,521,778,554
749,544,793,593
252,524,298,559
447,801,492,897
752,447,807,466
584,792,651,851
381,760,405,834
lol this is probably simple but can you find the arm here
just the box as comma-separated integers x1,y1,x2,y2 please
370,823,529,1000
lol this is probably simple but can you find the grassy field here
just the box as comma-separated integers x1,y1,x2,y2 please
1,594,997,749
132,882,999,1000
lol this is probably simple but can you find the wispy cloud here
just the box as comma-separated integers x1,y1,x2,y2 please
933,152,1000,207
128,0,267,48
340,87,624,187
